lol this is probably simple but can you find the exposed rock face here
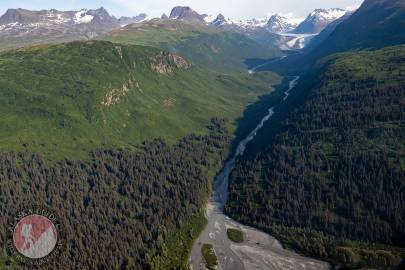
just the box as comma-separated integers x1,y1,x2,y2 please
211,14,228,27
0,7,121,51
0,7,119,28
119,13,148,26
0,7,141,50
150,51,191,74
169,6,205,24
101,78,138,107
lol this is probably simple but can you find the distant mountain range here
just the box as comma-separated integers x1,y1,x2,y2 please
0,7,119,32
163,6,354,50
166,6,351,35
0,5,355,51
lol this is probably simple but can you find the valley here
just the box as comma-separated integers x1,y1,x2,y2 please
0,1,404,270
226,45,405,269
189,76,330,270
0,41,280,160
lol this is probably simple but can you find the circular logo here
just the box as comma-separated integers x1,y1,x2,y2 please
13,214,58,259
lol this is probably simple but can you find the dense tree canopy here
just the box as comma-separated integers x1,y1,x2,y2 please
225,46,405,269
0,119,230,270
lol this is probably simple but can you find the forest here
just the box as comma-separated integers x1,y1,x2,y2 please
225,46,405,269
0,118,230,270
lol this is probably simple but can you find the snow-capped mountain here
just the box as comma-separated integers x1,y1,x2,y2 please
0,7,155,50
204,13,301,34
0,5,356,52
293,8,348,34
240,16,270,28
265,14,302,33
209,14,242,28
0,7,120,34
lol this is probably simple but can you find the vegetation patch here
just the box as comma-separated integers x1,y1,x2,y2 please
101,20,279,73
0,256,17,270
0,119,230,270
226,228,244,243
0,40,279,160
225,45,405,269
201,244,218,270
150,207,207,269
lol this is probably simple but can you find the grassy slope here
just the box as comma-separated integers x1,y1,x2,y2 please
101,19,280,73
0,40,280,160
0,30,89,52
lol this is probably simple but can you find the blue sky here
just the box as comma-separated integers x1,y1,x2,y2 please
0,0,364,19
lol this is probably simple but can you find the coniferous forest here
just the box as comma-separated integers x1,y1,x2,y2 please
225,46,405,269
0,119,230,270
0,1,404,269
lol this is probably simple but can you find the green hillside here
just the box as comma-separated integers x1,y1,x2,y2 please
0,40,280,160
101,19,280,72
226,45,405,269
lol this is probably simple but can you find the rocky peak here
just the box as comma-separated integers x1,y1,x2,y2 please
87,7,109,18
0,9,22,24
84,8,119,30
211,14,229,27
150,51,191,74
118,13,148,26
266,14,300,33
169,6,204,24
0,8,46,24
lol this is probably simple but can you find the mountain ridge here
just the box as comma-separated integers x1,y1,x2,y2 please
0,40,279,159
0,5,355,51
292,8,347,34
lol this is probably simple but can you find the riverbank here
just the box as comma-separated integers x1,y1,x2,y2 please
189,76,330,270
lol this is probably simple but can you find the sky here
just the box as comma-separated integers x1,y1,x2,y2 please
0,0,364,19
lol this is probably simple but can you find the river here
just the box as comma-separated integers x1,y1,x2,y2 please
189,75,330,270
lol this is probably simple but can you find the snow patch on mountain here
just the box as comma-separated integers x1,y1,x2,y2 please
266,14,302,33
293,8,350,34
203,14,216,23
309,8,346,21
74,10,94,24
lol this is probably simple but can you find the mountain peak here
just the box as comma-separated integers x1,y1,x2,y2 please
266,14,300,33
0,7,120,46
293,7,347,34
210,14,231,27
169,6,204,24
309,8,346,19
87,7,111,18
118,13,149,26
216,14,226,21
